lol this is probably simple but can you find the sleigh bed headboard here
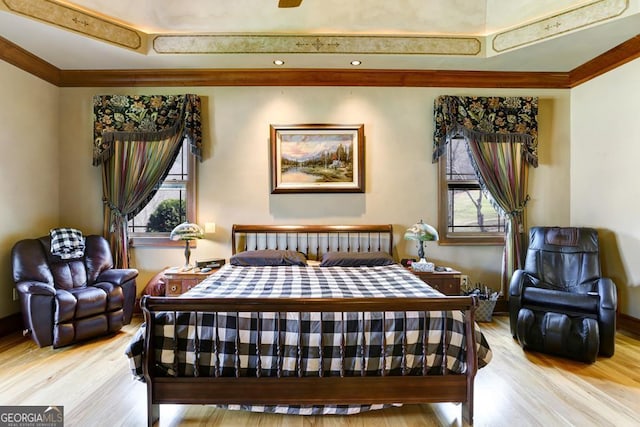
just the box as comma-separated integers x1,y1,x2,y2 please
231,224,394,260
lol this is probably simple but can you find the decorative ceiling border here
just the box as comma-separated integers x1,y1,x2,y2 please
0,0,633,61
492,0,628,52
152,34,482,56
1,0,144,51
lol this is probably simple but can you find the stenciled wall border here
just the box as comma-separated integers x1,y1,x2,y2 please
492,0,628,53
0,0,633,61
1,0,144,51
153,34,482,56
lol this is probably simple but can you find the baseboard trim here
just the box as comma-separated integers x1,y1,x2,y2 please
134,297,142,314
493,299,508,314
618,313,640,336
0,313,23,338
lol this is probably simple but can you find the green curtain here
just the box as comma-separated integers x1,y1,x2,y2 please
93,94,202,268
433,95,538,291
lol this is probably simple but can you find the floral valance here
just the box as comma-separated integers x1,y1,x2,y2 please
433,96,539,167
92,94,202,166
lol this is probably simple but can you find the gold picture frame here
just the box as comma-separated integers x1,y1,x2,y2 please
270,124,365,193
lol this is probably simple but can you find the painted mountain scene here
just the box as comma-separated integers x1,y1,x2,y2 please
280,132,355,183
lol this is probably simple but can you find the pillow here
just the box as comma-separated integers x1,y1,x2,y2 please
319,251,395,267
230,249,307,266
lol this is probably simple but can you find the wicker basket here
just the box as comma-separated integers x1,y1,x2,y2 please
475,299,496,322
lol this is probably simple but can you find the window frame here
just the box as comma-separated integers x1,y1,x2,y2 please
437,139,505,246
128,141,197,248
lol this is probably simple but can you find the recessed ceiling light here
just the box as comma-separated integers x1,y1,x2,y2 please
350,60,362,66
273,59,285,66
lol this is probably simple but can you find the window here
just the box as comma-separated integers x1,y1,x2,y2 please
438,138,504,245
127,139,196,246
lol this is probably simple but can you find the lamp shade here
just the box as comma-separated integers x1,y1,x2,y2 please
404,220,439,242
170,222,204,241
404,220,438,264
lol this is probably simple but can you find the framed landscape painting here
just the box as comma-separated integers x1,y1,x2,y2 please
270,124,365,193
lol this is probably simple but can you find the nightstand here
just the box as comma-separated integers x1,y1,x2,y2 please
163,267,220,296
408,268,462,296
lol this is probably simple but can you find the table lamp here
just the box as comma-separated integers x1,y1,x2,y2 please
170,222,204,270
404,220,439,272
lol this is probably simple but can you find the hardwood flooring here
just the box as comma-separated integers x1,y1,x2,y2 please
0,315,638,427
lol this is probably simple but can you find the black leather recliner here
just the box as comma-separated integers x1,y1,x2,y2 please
509,227,617,361
12,234,138,348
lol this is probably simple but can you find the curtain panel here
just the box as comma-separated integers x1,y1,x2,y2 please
432,96,538,167
92,94,202,268
432,95,538,291
101,134,184,268
466,138,530,289
93,94,202,166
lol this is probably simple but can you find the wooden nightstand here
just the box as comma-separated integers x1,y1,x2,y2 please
163,267,220,296
408,268,462,296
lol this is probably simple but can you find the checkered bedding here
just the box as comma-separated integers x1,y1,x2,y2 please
125,263,492,415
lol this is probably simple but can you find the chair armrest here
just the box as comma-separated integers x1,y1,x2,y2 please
16,281,55,296
508,269,529,337
597,277,617,311
596,277,617,357
96,269,139,286
509,269,528,298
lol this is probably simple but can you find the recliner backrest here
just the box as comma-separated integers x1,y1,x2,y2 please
523,227,601,293
12,235,114,290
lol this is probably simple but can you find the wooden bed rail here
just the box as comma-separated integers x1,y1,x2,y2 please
142,295,476,313
140,295,479,426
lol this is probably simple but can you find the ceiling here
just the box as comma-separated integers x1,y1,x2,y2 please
0,0,639,72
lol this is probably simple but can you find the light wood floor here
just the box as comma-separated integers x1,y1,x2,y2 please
1,315,638,427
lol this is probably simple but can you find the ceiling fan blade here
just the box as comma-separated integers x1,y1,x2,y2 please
278,0,302,7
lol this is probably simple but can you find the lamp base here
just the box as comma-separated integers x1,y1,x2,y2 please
182,240,193,271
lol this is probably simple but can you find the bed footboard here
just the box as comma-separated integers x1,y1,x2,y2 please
141,296,479,426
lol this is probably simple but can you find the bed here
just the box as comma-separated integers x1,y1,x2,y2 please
126,224,492,426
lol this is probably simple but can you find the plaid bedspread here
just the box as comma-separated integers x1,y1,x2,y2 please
125,264,492,415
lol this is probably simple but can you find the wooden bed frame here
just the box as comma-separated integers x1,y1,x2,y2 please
230,224,395,258
140,225,479,426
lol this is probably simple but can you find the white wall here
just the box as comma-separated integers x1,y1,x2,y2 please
571,57,640,318
0,61,59,318
58,86,571,301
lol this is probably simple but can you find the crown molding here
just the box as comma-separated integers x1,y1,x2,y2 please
1,35,639,89
0,36,60,84
569,34,640,87
58,68,570,88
